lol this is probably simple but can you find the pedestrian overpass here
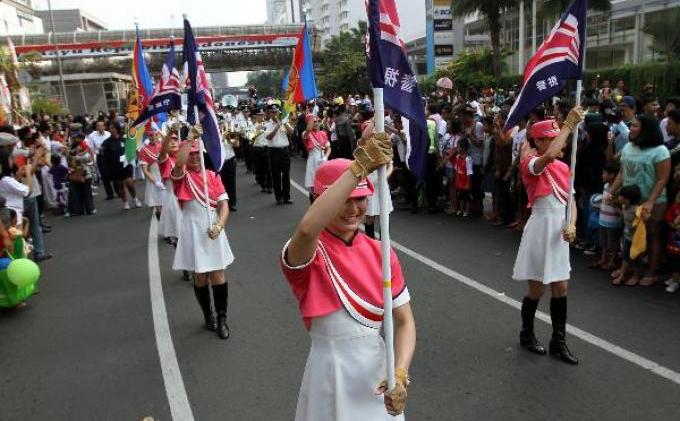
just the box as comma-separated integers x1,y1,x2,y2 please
6,23,313,72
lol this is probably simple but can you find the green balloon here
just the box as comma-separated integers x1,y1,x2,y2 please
7,258,40,287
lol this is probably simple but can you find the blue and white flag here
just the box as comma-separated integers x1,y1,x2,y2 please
366,0,428,182
183,17,224,171
133,42,181,127
505,0,588,130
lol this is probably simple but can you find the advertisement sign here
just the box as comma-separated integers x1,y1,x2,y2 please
14,34,299,60
432,0,453,69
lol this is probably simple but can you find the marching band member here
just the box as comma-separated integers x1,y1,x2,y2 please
302,113,331,203
280,133,416,420
220,120,239,212
251,110,272,193
265,105,294,205
158,128,183,248
513,107,584,365
138,130,165,219
171,132,235,340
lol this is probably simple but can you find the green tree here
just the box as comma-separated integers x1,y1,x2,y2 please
643,7,680,62
452,0,519,78
426,48,507,94
246,70,286,98
539,0,611,20
317,21,370,95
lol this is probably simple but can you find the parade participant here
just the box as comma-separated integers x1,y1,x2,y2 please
251,110,272,193
302,113,331,203
158,127,183,248
513,107,584,365
101,121,141,210
220,120,239,212
266,105,294,205
138,130,165,219
280,133,416,420
171,132,234,340
86,120,113,200
359,121,393,238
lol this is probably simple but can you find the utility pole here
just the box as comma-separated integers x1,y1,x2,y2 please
47,0,69,111
531,0,537,54
519,1,525,73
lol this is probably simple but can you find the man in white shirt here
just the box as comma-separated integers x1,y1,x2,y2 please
265,105,294,205
86,120,113,199
219,116,239,212
252,110,272,193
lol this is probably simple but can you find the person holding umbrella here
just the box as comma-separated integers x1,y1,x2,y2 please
280,132,416,419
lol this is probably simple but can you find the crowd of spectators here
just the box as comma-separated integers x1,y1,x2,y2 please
286,78,679,292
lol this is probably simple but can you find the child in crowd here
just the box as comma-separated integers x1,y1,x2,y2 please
7,208,31,256
49,155,69,216
591,162,622,270
612,185,642,286
453,138,474,217
664,192,680,293
441,119,461,215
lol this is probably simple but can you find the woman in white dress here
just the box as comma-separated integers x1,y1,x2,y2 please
171,134,235,340
138,131,165,219
302,114,331,202
512,108,583,365
280,132,416,420
158,130,183,247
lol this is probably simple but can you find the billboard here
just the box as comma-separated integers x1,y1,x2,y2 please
427,0,454,72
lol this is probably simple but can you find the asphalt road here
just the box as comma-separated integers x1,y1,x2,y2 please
1,157,679,421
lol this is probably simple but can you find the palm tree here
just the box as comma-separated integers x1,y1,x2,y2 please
451,0,519,78
643,7,680,62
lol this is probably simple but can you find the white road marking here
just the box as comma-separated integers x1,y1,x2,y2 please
148,215,195,421
290,179,680,386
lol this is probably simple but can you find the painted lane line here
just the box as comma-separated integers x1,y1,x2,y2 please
148,215,195,421
290,179,680,386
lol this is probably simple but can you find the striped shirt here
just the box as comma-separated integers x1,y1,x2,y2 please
599,183,622,228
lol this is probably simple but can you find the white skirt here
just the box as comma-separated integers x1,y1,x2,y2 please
144,163,164,207
172,200,234,273
296,310,405,421
160,179,182,239
365,172,393,217
513,195,571,284
305,148,326,189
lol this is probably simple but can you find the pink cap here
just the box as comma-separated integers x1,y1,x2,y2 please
313,159,374,198
530,120,561,139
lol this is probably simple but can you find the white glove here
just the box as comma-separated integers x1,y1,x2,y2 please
154,180,166,190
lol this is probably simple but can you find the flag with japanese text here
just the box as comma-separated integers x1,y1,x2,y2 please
133,42,182,126
183,17,224,171
505,0,588,130
366,0,428,182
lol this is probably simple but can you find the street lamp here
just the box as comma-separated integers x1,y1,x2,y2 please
47,0,69,111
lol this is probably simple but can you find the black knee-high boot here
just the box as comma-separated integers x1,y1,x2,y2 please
550,296,578,365
520,297,546,355
212,283,230,339
193,285,216,331
364,223,375,239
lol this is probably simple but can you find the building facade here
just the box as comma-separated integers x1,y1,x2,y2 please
461,0,680,73
0,0,42,35
267,0,303,24
34,8,106,33
306,0,365,45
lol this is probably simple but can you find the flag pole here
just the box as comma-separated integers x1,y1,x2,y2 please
195,106,212,229
373,86,396,391
566,1,587,227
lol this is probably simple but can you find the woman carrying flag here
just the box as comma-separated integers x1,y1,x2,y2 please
302,114,331,202
158,127,183,248
138,129,165,219
513,107,584,365
171,128,234,340
280,132,416,420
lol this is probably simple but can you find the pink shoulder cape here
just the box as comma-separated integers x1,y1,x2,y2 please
520,154,570,207
173,168,228,208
